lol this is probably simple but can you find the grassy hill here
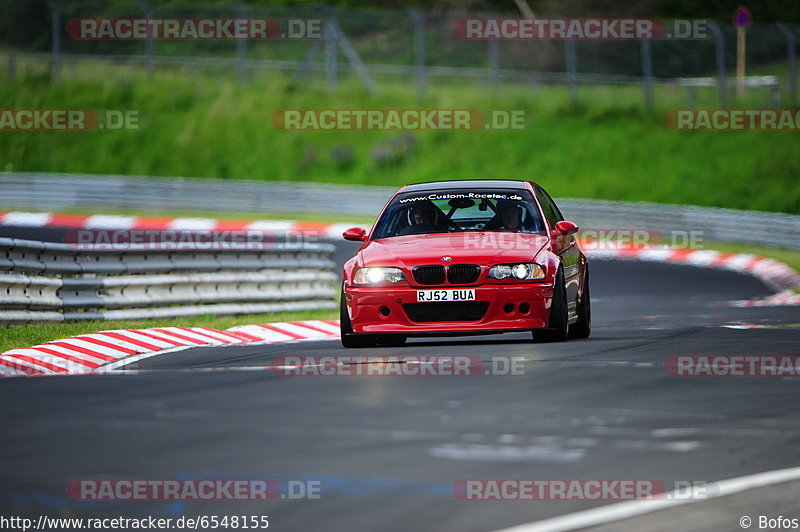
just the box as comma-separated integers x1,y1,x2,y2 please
1,63,798,214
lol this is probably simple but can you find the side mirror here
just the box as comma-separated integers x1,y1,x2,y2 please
342,227,367,242
554,220,579,235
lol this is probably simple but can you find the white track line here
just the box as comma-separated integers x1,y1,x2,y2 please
491,465,800,532
96,346,194,372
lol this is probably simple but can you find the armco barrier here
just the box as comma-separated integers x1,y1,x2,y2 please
2,172,799,250
0,237,337,324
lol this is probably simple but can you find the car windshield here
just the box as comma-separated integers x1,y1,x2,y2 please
371,189,546,239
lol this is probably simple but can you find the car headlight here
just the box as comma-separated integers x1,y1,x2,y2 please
489,263,545,280
353,267,406,284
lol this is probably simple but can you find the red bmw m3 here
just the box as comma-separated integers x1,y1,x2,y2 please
340,180,590,347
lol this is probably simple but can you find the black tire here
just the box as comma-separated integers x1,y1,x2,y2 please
340,287,376,348
534,267,568,343
376,335,407,347
568,270,591,339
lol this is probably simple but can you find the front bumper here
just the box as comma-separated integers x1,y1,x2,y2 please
344,283,554,334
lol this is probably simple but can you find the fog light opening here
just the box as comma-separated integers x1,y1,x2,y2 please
503,302,515,314
519,302,531,315
379,306,391,317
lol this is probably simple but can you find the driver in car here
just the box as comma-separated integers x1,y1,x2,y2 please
486,200,524,231
399,204,440,235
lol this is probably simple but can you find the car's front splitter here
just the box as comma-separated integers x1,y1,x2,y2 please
345,283,553,334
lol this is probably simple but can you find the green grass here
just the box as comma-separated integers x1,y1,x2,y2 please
0,309,337,354
1,62,799,214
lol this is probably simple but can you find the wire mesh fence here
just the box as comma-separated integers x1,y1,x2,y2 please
1,2,798,107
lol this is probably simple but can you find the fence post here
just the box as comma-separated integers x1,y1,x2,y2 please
777,22,797,106
479,13,499,90
707,21,726,107
231,2,247,83
45,0,61,82
641,38,654,111
322,6,338,91
565,39,578,102
137,0,154,78
408,9,426,101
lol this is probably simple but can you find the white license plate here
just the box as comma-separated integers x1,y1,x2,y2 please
416,289,476,302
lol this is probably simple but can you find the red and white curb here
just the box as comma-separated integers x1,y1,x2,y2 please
0,320,341,378
0,210,361,239
730,290,800,307
586,248,800,306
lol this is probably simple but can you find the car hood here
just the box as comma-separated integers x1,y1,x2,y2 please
358,232,549,268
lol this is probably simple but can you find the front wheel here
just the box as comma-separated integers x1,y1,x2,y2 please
568,270,591,339
534,267,568,343
340,288,376,348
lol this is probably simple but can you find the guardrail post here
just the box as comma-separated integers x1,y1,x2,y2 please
322,5,338,91
45,0,61,82
707,21,726,107
137,0,154,78
641,38,654,111
565,39,578,103
231,2,248,83
777,22,797,106
479,13,499,91
408,9,426,101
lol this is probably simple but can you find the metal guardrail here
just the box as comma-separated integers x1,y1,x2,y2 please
0,236,337,324
2,172,799,251
557,199,800,252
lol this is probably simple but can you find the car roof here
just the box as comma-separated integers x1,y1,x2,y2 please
401,179,536,192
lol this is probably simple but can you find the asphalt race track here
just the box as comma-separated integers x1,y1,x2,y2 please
1,230,800,531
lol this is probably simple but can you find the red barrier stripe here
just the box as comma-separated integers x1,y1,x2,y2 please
213,220,253,231
34,347,101,368
712,252,737,266
175,327,229,343
150,328,206,345
97,332,162,351
196,327,252,342
210,328,263,342
746,257,766,271
45,341,118,362
287,321,337,335
291,221,328,232
132,217,174,230
48,213,91,227
134,330,186,347
253,324,305,339
0,357,45,375
4,354,68,373
668,249,695,262
77,336,138,355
